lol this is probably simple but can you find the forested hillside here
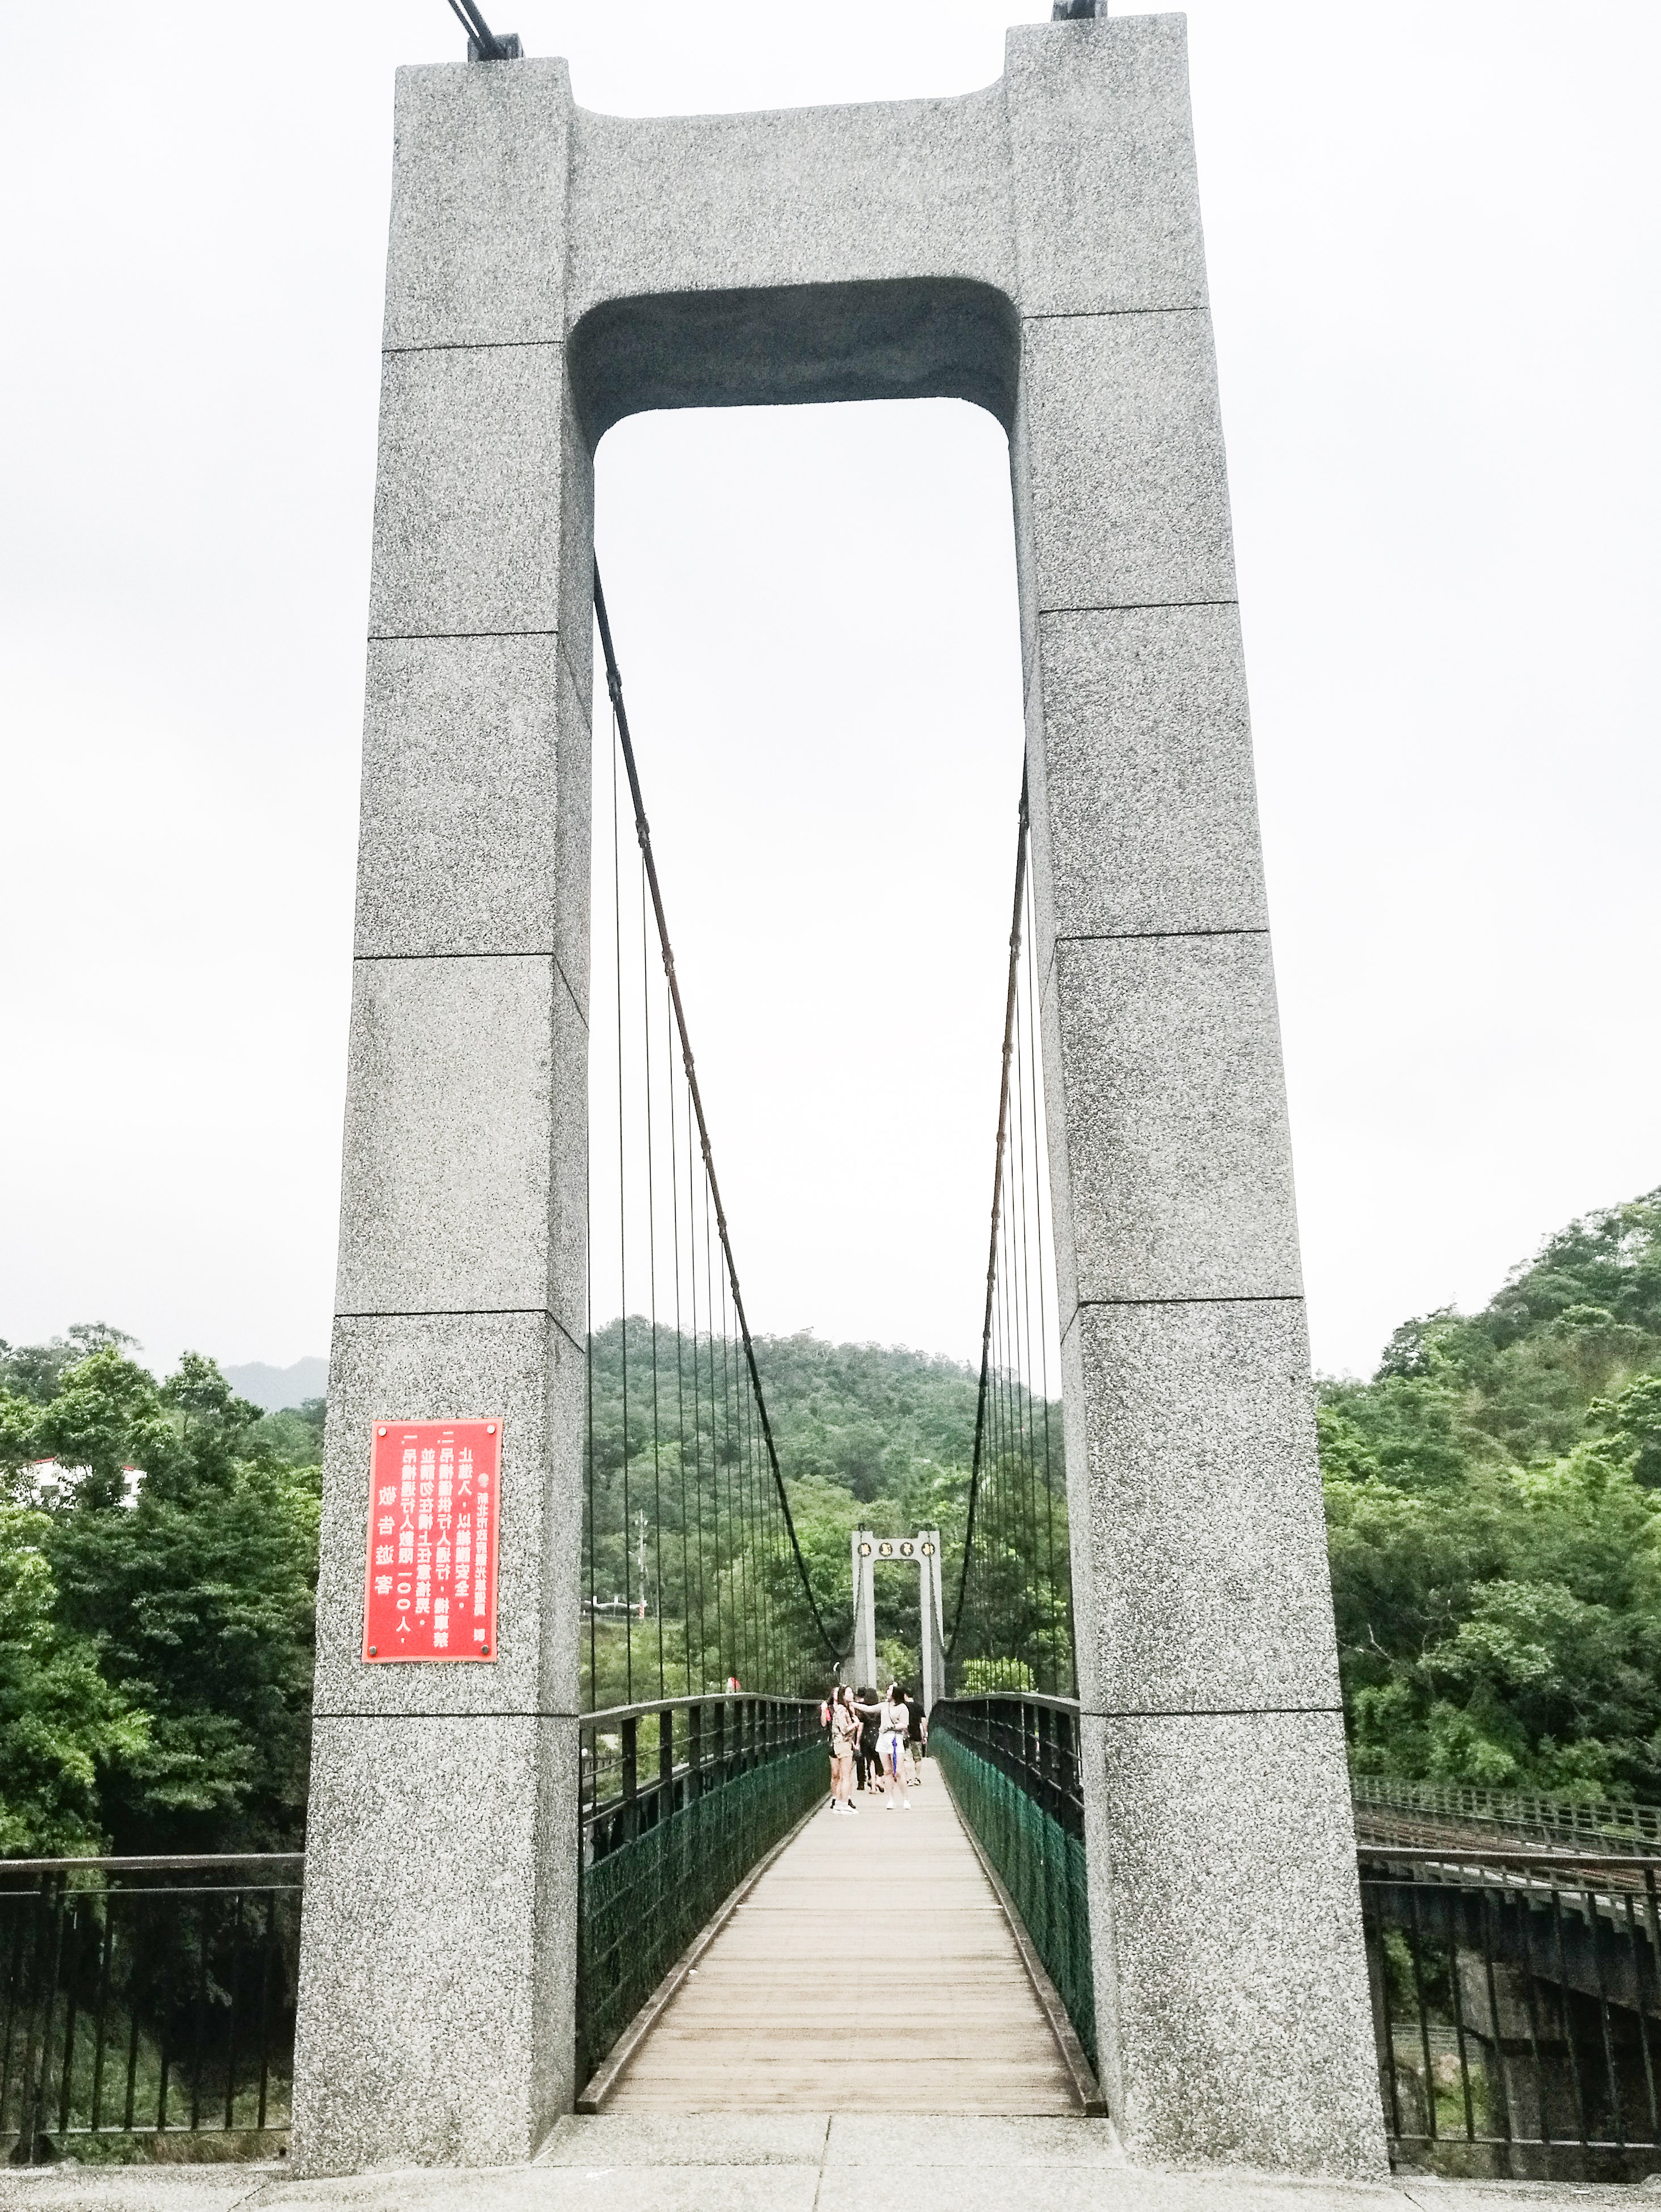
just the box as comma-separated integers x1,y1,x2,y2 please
581,1325,1031,1704
3,1185,1658,1855
1323,1188,1661,1796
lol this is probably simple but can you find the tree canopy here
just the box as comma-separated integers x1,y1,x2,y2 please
1323,1188,1661,1796
0,1346,321,1856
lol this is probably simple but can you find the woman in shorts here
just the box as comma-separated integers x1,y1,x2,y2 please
829,1687,863,1814
876,1683,912,1809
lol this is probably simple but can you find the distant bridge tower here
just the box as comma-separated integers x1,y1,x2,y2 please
851,1530,945,1707
290,10,1385,2183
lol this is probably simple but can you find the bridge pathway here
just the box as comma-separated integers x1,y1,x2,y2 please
607,1764,1080,2112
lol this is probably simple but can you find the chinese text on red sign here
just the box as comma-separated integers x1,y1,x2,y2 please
362,1419,501,1662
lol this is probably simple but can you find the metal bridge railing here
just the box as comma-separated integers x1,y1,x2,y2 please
1354,1773,1661,1854
1361,1844,1661,2179
928,1692,1096,2068
577,1692,825,2087
0,1855,302,2161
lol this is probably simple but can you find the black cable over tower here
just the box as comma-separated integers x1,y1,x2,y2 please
444,0,521,61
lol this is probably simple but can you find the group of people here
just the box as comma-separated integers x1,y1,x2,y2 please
823,1682,927,1814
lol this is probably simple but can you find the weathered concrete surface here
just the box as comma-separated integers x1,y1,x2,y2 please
1004,23,1375,2179
292,53,591,2182
1060,1303,1339,1716
300,6,1378,2180
3,2137,1654,2212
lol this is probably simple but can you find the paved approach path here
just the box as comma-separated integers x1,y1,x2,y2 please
3,2129,1654,2212
608,1762,1079,2112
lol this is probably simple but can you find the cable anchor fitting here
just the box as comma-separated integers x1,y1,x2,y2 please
446,0,522,57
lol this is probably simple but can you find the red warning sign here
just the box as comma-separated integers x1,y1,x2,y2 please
361,1419,501,1663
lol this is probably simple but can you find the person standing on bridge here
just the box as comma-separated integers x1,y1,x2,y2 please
828,1687,866,1815
877,1684,912,1809
903,1687,926,1786
856,1687,881,1795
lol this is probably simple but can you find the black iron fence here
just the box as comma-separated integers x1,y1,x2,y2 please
1361,1844,1661,2179
930,1701,1661,2179
0,1856,302,2161
928,1693,1096,2067
16,1756,1655,2175
577,1693,824,2088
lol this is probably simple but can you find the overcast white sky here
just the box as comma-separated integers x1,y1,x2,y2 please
2,2,1656,1388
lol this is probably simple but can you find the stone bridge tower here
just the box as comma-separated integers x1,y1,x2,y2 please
291,12,1386,2180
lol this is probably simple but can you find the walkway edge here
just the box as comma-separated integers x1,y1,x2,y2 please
573,1792,830,2114
937,1763,1110,2118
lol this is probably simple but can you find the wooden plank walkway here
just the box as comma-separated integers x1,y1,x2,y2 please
607,1764,1081,2112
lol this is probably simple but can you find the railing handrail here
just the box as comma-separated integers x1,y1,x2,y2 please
935,1689,1082,1717
580,1695,823,1843
0,1852,306,1875
582,1692,821,1728
1358,1844,1661,1873
1352,1769,1661,1836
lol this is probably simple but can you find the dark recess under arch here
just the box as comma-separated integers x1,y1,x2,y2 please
569,276,1020,445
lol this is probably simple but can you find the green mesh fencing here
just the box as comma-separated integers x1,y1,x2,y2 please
577,1735,825,2084
933,1727,1097,2068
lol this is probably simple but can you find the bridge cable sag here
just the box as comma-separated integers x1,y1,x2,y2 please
592,562,850,1669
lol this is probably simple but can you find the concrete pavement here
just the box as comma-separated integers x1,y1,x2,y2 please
4,2118,1659,2212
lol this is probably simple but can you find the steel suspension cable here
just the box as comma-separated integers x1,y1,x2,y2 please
1011,980,1041,1673
666,975,693,1696
585,1098,597,1704
611,681,633,1699
1023,855,1067,1692
640,860,665,1690
593,563,848,1668
946,766,1030,1661
685,1081,709,1678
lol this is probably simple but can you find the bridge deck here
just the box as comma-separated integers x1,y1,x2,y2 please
607,1765,1081,2112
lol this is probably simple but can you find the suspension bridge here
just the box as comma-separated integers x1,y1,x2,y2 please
563,563,1091,2114
234,0,1380,2181
2,10,1655,2205
0,3,1434,2200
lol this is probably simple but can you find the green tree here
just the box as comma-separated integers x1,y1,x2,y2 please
0,1506,149,1855
1590,1372,1661,1489
0,1338,323,1856
44,1457,320,1851
1323,1187,1661,1796
0,1322,138,1406
33,1345,174,1510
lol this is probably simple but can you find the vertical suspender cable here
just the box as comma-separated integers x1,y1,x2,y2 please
611,694,632,1699
1024,860,1066,1693
1011,983,1040,1675
686,1082,709,1681
592,562,850,1669
640,862,665,1693
667,976,693,1696
585,1107,597,1705
946,768,1030,1659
